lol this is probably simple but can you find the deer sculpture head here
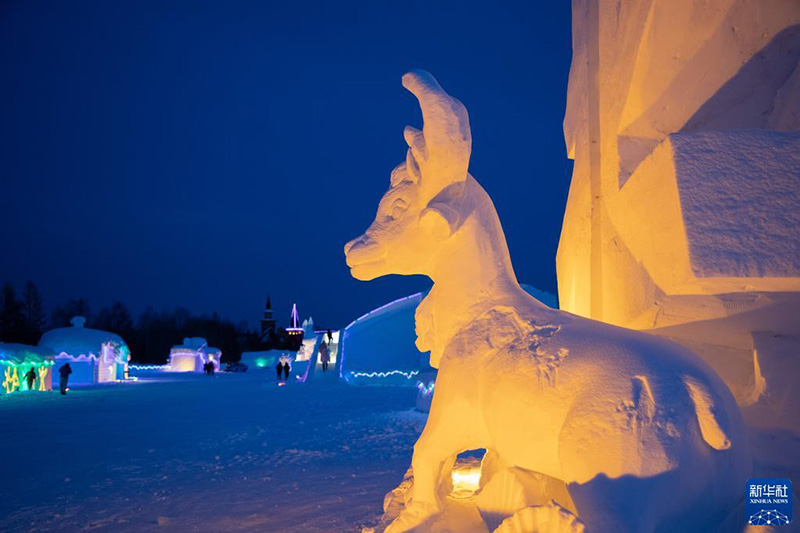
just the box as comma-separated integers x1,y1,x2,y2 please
343,70,478,280
345,71,528,365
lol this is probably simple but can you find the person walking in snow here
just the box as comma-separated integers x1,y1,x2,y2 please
25,367,37,391
319,341,330,372
282,361,290,381
276,360,284,382
58,363,72,395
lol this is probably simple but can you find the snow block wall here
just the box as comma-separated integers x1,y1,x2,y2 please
557,0,800,421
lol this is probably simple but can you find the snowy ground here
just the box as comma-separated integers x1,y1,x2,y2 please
0,373,426,532
3,372,798,533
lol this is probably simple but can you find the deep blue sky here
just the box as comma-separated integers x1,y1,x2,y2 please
0,1,573,330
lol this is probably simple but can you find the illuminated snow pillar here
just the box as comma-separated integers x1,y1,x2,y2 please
345,70,749,532
558,0,800,418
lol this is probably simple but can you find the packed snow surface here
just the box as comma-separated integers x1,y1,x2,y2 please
0,373,426,532
1,371,798,532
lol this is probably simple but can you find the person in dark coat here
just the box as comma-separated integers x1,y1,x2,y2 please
25,367,37,391
327,329,333,343
319,342,330,372
58,363,72,395
282,361,290,381
276,360,284,382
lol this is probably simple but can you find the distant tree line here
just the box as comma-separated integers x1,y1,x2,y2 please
0,281,46,345
0,281,302,364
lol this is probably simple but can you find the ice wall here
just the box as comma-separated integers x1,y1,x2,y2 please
558,0,800,421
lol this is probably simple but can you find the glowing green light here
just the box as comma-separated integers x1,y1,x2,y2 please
1,361,54,394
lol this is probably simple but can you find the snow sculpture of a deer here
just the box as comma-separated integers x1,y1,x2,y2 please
344,71,749,532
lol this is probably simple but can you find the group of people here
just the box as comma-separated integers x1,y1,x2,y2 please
274,339,333,383
17,362,72,395
202,361,216,375
275,359,291,382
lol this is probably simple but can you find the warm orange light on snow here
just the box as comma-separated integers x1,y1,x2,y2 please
451,466,481,497
348,69,750,533
556,0,800,413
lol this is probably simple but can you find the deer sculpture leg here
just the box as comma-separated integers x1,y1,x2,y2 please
387,373,487,532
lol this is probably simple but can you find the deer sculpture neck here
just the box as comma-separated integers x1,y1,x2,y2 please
414,175,548,364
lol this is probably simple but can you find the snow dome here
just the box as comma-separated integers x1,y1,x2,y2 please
340,292,431,386
168,337,222,373
0,343,55,395
39,317,130,386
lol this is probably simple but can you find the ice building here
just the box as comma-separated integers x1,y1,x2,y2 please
0,343,55,395
340,293,430,386
168,337,222,373
340,286,557,387
557,0,800,428
39,316,130,386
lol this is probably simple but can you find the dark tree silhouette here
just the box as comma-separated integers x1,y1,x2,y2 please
95,301,134,336
0,283,25,343
21,281,46,344
129,307,245,365
51,298,92,328
2,284,275,365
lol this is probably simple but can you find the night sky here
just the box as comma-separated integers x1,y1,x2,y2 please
0,1,573,330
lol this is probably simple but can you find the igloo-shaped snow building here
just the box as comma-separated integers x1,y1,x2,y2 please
39,316,130,386
557,0,800,427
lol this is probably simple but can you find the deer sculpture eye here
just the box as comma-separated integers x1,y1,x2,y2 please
390,198,409,219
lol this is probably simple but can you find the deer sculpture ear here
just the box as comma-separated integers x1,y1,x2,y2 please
420,202,459,240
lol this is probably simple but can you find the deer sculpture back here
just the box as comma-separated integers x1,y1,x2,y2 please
345,70,749,532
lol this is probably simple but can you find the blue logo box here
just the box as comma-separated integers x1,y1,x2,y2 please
746,478,792,526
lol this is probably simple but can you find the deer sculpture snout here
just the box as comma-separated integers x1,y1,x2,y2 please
344,232,388,281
